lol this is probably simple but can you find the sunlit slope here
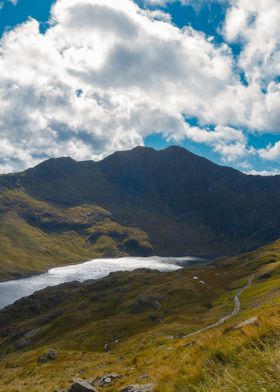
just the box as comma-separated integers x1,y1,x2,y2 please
0,190,153,281
1,239,280,391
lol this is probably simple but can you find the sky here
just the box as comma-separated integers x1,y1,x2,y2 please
0,0,280,174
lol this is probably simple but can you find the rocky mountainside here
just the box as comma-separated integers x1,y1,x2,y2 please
1,238,280,391
0,190,153,281
2,146,280,264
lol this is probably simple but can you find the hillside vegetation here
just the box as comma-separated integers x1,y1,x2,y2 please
0,189,153,281
2,146,280,260
1,239,280,391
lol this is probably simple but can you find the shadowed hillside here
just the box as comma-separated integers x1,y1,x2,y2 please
2,146,280,263
0,190,153,281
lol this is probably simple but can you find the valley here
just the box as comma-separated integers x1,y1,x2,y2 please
0,238,280,391
1,147,280,391
2,147,280,282
1,0,279,390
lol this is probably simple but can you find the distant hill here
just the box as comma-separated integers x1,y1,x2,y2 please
1,145,280,277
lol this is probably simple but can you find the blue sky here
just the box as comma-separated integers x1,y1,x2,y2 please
0,0,53,35
0,0,279,174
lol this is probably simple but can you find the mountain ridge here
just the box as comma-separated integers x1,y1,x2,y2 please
1,146,280,277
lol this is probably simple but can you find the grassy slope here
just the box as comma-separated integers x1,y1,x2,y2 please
1,240,280,391
0,190,153,281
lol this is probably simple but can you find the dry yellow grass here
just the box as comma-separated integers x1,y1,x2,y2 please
1,239,280,391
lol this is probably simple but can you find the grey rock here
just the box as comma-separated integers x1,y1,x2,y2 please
104,343,110,352
38,349,58,363
95,373,121,387
68,379,97,392
234,317,258,329
120,384,154,392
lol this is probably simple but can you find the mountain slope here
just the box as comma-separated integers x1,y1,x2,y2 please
0,189,153,281
2,146,280,259
1,238,280,391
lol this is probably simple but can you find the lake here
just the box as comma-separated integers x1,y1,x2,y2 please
0,256,202,310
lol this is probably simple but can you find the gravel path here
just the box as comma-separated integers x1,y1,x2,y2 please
183,275,254,338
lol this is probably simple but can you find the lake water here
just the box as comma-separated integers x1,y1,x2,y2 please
0,256,201,310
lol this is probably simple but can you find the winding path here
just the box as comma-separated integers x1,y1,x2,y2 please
183,275,254,338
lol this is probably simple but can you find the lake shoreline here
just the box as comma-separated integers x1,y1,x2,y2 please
0,256,208,310
0,254,211,284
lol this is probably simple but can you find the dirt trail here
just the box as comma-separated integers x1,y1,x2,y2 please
183,275,254,338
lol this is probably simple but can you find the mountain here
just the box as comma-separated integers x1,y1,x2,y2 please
1,146,280,279
1,146,280,391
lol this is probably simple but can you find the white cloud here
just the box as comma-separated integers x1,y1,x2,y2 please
0,0,279,173
214,142,254,163
184,125,246,145
224,0,280,86
143,0,226,8
182,125,253,163
246,169,280,176
258,141,280,161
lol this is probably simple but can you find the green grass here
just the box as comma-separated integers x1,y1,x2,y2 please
0,190,153,280
1,229,280,390
0,239,279,390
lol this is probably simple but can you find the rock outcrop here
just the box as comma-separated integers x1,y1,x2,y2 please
234,317,259,329
38,349,58,364
120,384,154,392
68,379,97,392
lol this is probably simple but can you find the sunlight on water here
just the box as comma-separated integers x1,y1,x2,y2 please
0,256,199,309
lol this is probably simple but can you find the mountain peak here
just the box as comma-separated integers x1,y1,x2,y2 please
24,156,78,179
163,145,190,153
37,156,76,166
4,145,280,256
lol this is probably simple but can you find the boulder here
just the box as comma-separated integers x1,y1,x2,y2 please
234,317,258,329
95,373,122,387
38,349,58,364
68,379,97,392
120,384,154,392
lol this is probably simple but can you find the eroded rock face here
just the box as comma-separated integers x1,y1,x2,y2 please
68,379,97,392
120,384,154,392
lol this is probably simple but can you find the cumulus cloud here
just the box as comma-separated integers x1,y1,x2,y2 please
246,169,280,176
143,0,226,8
224,0,280,86
258,141,280,161
0,0,279,173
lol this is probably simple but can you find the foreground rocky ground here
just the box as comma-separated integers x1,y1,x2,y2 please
1,239,280,391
